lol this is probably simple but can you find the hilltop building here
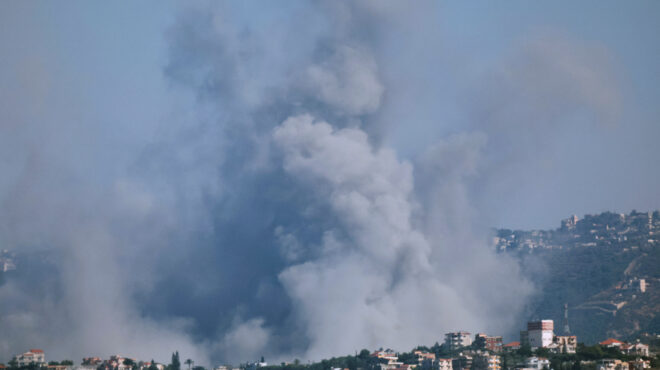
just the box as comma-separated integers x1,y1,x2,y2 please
472,354,501,370
371,350,403,370
629,359,651,370
81,358,103,370
445,332,472,351
413,350,435,364
597,359,629,370
451,355,472,370
436,358,453,370
474,334,503,353
550,335,577,354
600,338,625,348
15,349,46,367
623,343,649,357
520,320,554,348
522,357,550,370
502,342,520,352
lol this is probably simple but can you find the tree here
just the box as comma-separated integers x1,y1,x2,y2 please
61,360,74,366
171,352,181,370
358,350,370,360
149,360,158,370
431,342,442,356
551,357,562,370
535,348,550,358
184,359,193,370
519,344,532,357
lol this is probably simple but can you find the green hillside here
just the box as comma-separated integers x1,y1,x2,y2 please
497,210,660,343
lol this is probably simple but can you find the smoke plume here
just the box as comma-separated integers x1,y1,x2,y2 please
0,0,628,367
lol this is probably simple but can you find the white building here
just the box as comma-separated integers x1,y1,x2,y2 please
16,349,46,367
524,357,550,370
623,343,649,357
436,359,452,370
597,359,629,370
524,321,554,348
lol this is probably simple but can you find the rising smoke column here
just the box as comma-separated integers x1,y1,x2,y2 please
0,0,624,366
161,2,534,363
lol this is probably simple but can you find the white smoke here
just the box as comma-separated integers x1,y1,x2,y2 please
270,115,525,360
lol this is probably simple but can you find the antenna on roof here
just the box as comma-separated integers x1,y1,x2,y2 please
562,303,570,335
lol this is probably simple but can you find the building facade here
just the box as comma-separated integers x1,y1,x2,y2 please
521,321,554,348
597,359,629,370
524,357,550,370
551,335,577,354
15,350,46,367
445,332,473,351
436,359,453,370
472,354,501,370
474,334,503,353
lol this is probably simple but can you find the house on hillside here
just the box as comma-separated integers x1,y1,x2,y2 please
15,349,46,367
436,358,452,370
472,354,501,370
549,336,577,354
629,358,650,370
597,359,629,370
600,339,625,348
502,342,520,352
522,357,549,370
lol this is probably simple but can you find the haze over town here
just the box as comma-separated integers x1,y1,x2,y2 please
0,1,659,368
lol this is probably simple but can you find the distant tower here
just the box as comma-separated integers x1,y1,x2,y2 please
562,303,571,335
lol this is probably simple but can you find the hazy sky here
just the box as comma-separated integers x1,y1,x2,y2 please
2,1,658,229
0,0,659,366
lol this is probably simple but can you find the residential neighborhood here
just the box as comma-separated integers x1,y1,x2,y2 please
1,320,656,370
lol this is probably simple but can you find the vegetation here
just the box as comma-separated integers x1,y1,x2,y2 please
168,352,181,370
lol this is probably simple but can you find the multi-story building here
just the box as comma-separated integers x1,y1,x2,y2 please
445,332,472,351
451,355,472,370
502,342,520,352
47,365,71,370
474,334,503,353
550,335,577,354
622,343,649,357
81,357,103,370
629,359,651,370
472,354,501,370
15,349,46,367
414,351,435,364
597,359,629,370
523,357,550,370
436,359,453,370
372,350,402,370
520,321,554,348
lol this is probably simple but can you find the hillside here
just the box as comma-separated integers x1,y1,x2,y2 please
496,210,660,343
